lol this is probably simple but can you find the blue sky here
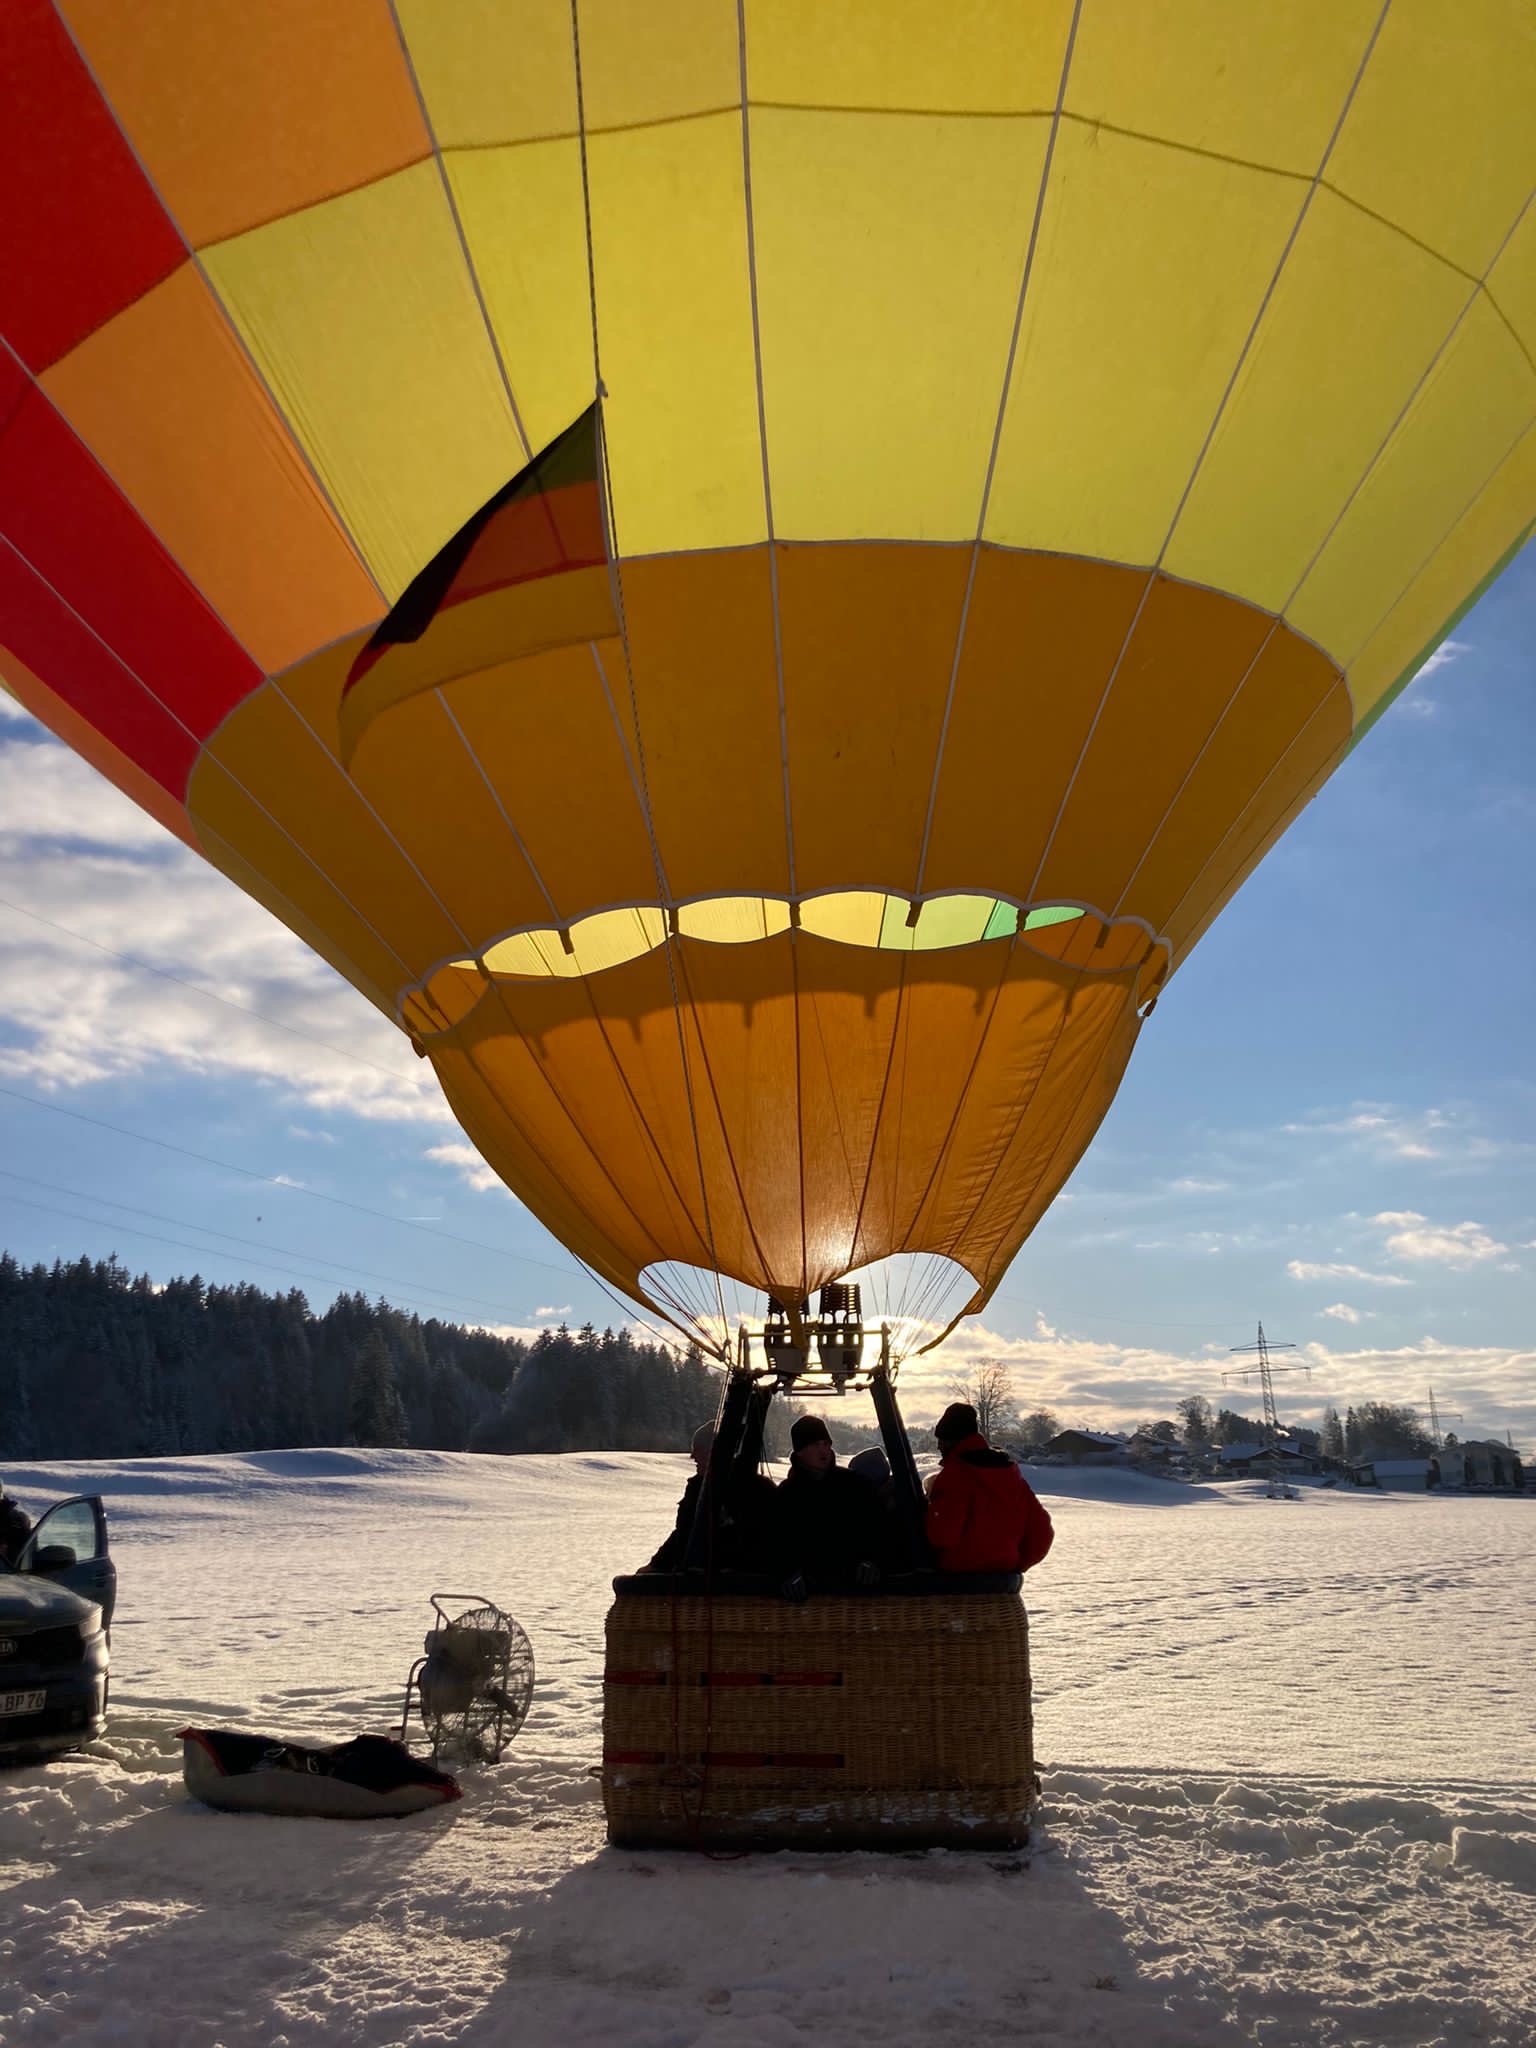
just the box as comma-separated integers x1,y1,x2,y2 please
1,550,1532,1445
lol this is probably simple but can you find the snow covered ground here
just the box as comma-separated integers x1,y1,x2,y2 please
2,1449,1534,2047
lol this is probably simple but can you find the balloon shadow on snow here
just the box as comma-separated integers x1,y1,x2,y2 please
450,1826,1245,2047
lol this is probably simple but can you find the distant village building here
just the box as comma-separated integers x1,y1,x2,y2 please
1435,1441,1525,1491
1348,1457,1434,1490
1217,1441,1318,1477
1126,1431,1178,1465
1041,1429,1127,1465
1350,1441,1525,1491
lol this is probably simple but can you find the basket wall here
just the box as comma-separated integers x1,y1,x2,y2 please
602,1592,1034,1850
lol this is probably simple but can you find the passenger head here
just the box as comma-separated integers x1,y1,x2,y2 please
790,1414,835,1475
934,1402,979,1452
847,1446,891,1489
690,1424,716,1470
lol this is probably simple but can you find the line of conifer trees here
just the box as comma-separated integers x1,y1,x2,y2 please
0,1251,729,1462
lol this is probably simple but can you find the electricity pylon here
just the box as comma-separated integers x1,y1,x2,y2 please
1225,1322,1311,1498
1426,1388,1462,1448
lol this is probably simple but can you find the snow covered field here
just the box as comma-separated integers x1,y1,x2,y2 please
2,1450,1534,2047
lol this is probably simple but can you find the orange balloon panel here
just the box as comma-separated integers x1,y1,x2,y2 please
413,929,1149,1319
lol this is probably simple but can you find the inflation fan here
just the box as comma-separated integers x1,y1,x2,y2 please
399,1594,534,1766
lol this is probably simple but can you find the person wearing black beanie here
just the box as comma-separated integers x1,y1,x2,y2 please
933,1402,978,1445
769,1415,889,1591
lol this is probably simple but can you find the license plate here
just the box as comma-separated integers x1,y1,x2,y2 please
0,1690,46,1716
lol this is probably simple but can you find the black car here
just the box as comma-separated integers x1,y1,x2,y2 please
0,1496,116,1761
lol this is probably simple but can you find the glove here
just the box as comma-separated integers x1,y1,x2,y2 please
780,1572,809,1604
854,1560,881,1589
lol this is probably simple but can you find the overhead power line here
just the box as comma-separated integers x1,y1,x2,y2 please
0,1167,538,1325
0,1079,576,1279
0,1082,696,1358
0,1188,502,1325
0,906,701,1354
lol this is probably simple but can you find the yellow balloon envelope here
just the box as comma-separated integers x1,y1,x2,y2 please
1,1,1532,1342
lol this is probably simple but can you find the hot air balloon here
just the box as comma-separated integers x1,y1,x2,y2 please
3,2,1533,1846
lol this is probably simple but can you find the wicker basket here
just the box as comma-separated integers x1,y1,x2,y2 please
602,1588,1035,1850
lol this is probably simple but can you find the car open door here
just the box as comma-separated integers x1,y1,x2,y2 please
18,1496,115,1632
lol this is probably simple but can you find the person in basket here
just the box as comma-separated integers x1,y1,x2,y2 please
926,1403,1054,1575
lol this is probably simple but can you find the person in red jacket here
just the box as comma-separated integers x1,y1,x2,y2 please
926,1404,1054,1575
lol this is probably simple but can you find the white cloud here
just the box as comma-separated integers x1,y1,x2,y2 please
0,738,172,849
0,730,447,1127
1396,639,1470,719
535,1304,572,1319
1280,1101,1526,1172
1413,638,1470,681
468,1322,562,1346
1320,1303,1369,1324
1167,1177,1230,1194
1286,1259,1410,1287
423,1142,506,1195
1370,1210,1510,1268
879,1316,1536,1447
1283,1103,1448,1162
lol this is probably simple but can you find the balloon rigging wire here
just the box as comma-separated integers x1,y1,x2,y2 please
570,2,738,1353
1131,177,1536,941
880,931,1022,1330
938,967,1089,1276
382,0,536,464
901,1254,958,1346
910,0,1084,908
594,539,732,1352
1024,2,1393,919
734,0,797,906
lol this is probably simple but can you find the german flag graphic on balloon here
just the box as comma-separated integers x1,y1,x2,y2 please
339,405,616,765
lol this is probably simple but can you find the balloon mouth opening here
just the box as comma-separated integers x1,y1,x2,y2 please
398,889,1169,1038
636,1252,984,1365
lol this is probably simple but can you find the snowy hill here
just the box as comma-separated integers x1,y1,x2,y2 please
3,1448,1534,2046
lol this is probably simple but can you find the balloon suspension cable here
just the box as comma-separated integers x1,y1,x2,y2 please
570,0,741,1353
569,0,605,405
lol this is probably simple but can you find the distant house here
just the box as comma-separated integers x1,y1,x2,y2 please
1349,1456,1433,1490
1127,1431,1178,1465
1436,1441,1526,1491
1349,1442,1525,1491
1041,1429,1127,1465
1218,1441,1317,1477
